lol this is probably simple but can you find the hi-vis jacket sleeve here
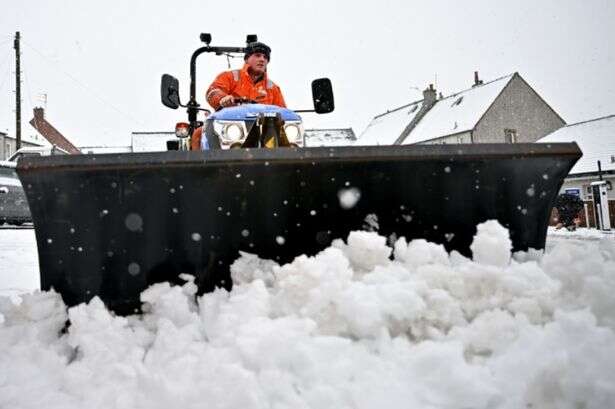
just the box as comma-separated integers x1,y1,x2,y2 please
206,72,234,110
271,86,286,108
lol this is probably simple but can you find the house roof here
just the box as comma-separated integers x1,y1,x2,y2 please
537,114,615,175
29,108,80,154
355,100,423,146
1,132,48,147
79,146,132,154
355,74,515,146
402,74,514,144
131,132,176,152
304,128,356,147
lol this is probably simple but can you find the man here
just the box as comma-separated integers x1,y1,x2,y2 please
206,41,286,110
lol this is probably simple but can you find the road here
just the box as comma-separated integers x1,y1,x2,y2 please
0,224,612,298
0,225,39,297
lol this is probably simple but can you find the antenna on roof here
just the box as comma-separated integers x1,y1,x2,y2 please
473,71,484,87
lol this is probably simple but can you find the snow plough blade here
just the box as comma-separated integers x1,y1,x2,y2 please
17,143,580,314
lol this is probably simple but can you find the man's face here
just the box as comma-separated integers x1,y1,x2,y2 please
246,53,268,75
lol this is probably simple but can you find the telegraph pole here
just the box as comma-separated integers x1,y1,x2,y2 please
14,31,21,150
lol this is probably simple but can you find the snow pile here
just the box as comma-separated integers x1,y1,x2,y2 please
2,221,615,408
548,225,614,241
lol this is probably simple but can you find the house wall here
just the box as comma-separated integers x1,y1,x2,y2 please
0,134,43,160
420,131,472,144
473,74,565,143
550,200,615,229
549,174,615,228
559,175,615,200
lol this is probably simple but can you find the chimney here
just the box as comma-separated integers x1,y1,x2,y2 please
33,107,45,121
423,84,437,107
394,83,439,144
473,71,483,87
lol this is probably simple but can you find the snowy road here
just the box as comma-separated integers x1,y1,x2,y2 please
0,225,39,297
1,225,611,296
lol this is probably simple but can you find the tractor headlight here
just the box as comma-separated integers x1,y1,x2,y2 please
283,121,304,147
213,120,249,149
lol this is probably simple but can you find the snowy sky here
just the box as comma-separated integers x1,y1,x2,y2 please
0,0,614,147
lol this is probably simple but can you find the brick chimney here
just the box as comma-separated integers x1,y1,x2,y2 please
423,84,437,108
33,107,45,122
394,83,439,144
29,107,80,154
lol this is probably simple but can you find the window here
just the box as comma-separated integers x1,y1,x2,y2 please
5,142,11,160
451,96,464,107
585,185,593,200
504,129,518,143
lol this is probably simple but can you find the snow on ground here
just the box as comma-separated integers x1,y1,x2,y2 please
547,225,614,241
0,225,39,299
1,223,615,408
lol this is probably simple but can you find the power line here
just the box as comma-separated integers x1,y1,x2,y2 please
21,39,147,128
21,57,125,142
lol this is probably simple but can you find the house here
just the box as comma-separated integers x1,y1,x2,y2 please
356,72,565,146
29,108,80,154
79,145,133,154
538,114,615,228
131,132,177,152
0,130,47,160
304,128,356,147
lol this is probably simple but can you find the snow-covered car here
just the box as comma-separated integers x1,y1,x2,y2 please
0,160,31,225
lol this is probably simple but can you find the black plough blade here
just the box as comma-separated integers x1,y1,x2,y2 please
17,143,581,313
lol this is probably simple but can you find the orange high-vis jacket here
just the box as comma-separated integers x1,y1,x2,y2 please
206,64,286,110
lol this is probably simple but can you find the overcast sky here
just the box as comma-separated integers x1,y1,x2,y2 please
1,0,614,147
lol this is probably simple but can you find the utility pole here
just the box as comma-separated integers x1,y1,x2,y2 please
14,31,22,150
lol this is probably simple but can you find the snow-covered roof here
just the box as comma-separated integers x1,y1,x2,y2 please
79,146,133,154
537,114,615,175
355,74,515,146
1,133,48,147
304,128,356,147
355,101,423,146
403,74,513,144
131,132,177,152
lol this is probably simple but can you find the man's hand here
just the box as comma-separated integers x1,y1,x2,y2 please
219,95,235,108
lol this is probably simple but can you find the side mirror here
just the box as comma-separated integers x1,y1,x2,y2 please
312,78,334,114
161,74,181,109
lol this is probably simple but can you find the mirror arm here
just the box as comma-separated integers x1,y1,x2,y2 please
293,109,316,113
189,45,247,103
175,94,187,108
187,44,248,133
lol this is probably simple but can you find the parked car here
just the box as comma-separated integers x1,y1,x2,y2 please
0,160,31,225
7,145,69,162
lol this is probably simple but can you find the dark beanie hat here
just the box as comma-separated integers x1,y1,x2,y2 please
244,42,271,61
